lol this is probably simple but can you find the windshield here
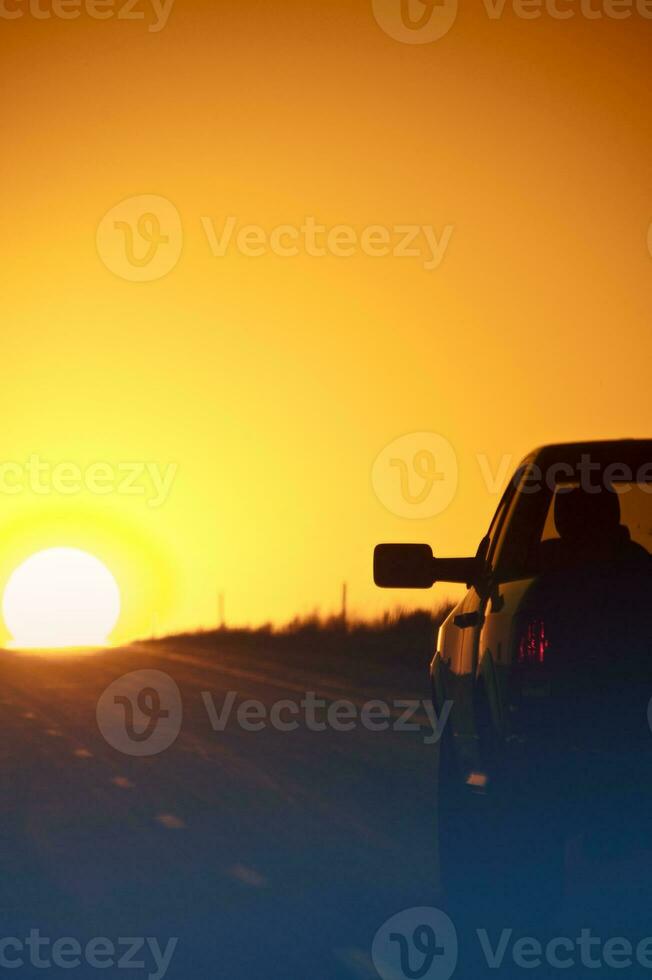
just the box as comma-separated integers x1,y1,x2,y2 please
542,483,652,553
495,463,652,580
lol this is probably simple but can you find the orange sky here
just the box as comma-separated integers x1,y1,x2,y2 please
0,0,650,640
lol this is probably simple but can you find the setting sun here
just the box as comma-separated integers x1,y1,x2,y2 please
2,548,121,649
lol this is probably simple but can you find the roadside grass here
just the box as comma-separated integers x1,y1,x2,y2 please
141,605,454,673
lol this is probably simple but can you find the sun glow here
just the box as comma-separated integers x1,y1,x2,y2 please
2,548,121,649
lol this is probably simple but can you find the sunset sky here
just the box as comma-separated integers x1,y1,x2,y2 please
1,0,650,641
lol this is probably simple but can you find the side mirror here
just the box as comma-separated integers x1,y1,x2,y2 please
374,543,435,589
374,543,480,589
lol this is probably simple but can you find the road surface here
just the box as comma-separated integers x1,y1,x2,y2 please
0,637,441,979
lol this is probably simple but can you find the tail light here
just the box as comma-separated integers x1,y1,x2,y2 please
517,618,550,665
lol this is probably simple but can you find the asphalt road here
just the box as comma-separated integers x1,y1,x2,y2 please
0,638,441,980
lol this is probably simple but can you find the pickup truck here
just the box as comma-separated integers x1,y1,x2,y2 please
375,439,652,916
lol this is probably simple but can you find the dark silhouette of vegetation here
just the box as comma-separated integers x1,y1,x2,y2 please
141,605,454,672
